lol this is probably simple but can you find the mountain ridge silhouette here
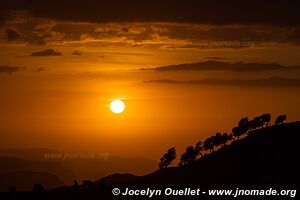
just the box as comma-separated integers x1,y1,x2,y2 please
0,121,299,199
125,121,300,187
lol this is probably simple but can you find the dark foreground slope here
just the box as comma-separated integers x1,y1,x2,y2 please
1,122,299,200
130,121,300,187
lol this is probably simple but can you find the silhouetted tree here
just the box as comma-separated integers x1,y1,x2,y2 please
178,146,196,166
195,141,203,157
232,126,245,140
232,117,251,140
227,133,235,142
174,113,281,168
213,133,223,148
220,133,230,147
261,113,271,127
159,147,177,169
178,140,204,166
248,116,264,131
238,117,249,128
275,115,287,125
179,145,197,166
203,136,215,152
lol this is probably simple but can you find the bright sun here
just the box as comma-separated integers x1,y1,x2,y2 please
110,99,125,114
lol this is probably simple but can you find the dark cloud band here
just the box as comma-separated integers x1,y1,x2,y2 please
1,0,300,26
30,49,62,56
0,66,26,74
140,61,300,72
143,77,300,88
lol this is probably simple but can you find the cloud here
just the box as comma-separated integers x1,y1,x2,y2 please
203,57,226,61
140,60,300,72
2,0,300,26
6,28,21,41
24,35,46,45
0,65,26,74
143,77,300,88
165,26,300,46
72,50,83,56
35,67,45,72
30,48,62,56
2,20,300,47
2,2,300,47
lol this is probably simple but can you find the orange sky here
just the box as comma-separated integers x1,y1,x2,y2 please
1,42,300,159
1,1,300,160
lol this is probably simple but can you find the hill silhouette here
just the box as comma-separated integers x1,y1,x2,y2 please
0,157,73,190
0,148,156,183
94,173,139,187
0,122,299,199
62,156,156,182
128,121,300,186
0,171,64,191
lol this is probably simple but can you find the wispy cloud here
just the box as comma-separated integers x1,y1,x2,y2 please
35,67,45,72
6,28,22,41
30,49,62,56
140,60,300,72
72,50,84,56
143,77,300,87
0,65,26,74
203,57,227,61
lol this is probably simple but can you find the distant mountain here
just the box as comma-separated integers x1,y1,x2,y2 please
0,148,59,161
48,173,139,192
62,157,156,181
0,148,157,182
0,157,74,191
0,171,63,192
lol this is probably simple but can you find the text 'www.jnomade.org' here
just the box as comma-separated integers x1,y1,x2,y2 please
112,187,296,198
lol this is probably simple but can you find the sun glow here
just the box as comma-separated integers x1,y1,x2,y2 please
110,99,125,114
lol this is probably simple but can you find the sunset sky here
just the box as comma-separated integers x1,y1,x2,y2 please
1,0,300,159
